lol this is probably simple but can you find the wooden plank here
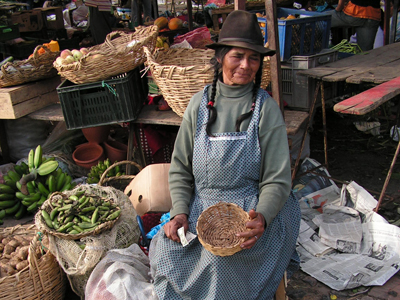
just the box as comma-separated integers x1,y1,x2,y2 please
28,103,64,122
298,43,400,82
133,105,182,126
333,76,400,115
346,58,400,85
284,110,309,136
0,76,61,106
0,90,59,119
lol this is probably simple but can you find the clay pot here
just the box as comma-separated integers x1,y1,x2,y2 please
103,140,128,164
72,143,105,169
81,125,111,144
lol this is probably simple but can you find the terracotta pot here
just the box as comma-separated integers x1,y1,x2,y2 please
81,125,111,144
103,140,128,163
72,143,105,169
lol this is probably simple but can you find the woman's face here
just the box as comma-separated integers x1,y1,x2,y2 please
219,47,261,86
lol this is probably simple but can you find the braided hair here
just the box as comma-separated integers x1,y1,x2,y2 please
205,47,264,136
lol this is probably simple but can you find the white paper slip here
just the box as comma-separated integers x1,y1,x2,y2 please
177,227,197,247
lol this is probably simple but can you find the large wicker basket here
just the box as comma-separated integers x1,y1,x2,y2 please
53,26,159,84
0,45,59,88
98,160,143,191
0,224,66,300
196,202,250,257
144,46,215,117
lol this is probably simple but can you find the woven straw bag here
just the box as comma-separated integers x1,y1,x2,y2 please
35,191,121,240
196,202,250,257
144,46,215,117
0,224,66,300
0,45,59,88
53,26,159,84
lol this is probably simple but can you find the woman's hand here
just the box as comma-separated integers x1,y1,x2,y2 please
236,209,266,249
164,214,189,243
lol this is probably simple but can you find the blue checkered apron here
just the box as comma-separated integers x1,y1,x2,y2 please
153,86,301,300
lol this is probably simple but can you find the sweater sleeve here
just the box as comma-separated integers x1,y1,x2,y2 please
256,97,292,226
168,92,201,218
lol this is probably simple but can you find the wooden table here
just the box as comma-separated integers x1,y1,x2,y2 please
28,103,310,168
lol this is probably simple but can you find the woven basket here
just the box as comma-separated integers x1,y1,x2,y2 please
0,224,66,300
35,192,121,240
98,160,143,191
53,26,159,84
144,46,215,117
0,45,59,88
196,202,250,257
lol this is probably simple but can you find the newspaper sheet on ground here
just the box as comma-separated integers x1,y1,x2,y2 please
295,161,400,291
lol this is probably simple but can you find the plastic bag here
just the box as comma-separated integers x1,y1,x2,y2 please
85,244,157,300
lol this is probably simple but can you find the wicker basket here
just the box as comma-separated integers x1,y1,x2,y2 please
53,26,159,84
0,224,66,300
144,46,215,117
35,192,121,240
98,160,143,191
196,202,250,257
0,45,59,88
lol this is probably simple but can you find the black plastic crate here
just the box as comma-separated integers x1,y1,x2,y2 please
57,67,148,130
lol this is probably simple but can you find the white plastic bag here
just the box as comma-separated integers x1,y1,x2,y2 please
85,244,157,300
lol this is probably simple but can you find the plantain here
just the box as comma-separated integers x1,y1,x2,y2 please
5,201,20,215
0,193,15,200
37,182,50,197
28,149,35,172
20,161,29,174
37,161,59,176
48,174,56,193
0,183,15,194
8,170,21,183
0,200,17,209
56,172,66,191
14,165,24,177
34,145,43,169
14,204,26,219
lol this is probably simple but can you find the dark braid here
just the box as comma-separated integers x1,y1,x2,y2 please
206,47,232,136
235,59,264,132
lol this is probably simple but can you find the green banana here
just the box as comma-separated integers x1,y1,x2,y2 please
34,145,43,169
8,170,21,183
26,202,38,212
3,175,16,189
37,182,50,197
14,165,24,177
26,181,36,194
0,200,17,209
0,193,15,200
28,149,35,172
23,192,41,202
0,209,5,219
20,161,29,174
37,161,59,176
0,183,15,194
15,181,22,192
56,172,66,191
16,192,27,200
5,201,20,215
14,204,26,219
48,174,56,193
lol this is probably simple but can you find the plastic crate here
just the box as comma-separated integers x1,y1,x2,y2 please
280,49,338,110
0,24,19,42
57,67,148,130
258,8,331,61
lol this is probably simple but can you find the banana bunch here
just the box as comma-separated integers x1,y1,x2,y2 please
86,158,126,184
0,145,76,222
156,36,170,50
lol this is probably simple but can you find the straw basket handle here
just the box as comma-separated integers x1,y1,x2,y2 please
27,233,46,291
98,160,143,186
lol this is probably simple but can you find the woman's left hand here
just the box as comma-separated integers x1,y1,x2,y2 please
236,209,265,249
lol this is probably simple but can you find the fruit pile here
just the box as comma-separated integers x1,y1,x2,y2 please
41,190,121,235
86,158,126,184
0,145,75,223
55,48,89,66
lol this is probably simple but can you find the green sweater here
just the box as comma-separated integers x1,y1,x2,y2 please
168,80,291,226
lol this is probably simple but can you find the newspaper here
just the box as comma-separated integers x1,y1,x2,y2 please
295,160,400,291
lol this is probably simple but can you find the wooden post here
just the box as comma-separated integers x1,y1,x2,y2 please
384,0,391,45
234,0,245,11
265,0,283,113
187,0,193,31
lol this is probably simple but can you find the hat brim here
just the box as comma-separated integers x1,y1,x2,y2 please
206,41,276,56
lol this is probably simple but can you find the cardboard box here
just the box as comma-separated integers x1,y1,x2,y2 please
124,163,172,216
11,9,44,32
39,7,64,30
0,76,61,119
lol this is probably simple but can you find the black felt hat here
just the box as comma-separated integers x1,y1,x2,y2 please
206,10,275,56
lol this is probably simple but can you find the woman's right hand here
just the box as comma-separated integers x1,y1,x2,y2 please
164,214,189,243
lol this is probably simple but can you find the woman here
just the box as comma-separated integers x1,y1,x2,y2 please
150,10,301,299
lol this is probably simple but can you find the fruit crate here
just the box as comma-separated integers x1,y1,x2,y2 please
278,49,338,110
57,66,148,130
257,8,331,61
